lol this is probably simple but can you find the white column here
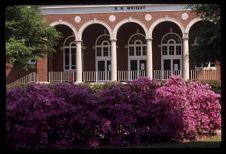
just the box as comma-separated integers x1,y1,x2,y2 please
146,38,153,79
111,39,117,81
182,33,189,80
76,40,82,83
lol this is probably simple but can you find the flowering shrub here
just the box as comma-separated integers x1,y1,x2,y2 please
6,83,100,149
6,76,221,149
156,75,221,140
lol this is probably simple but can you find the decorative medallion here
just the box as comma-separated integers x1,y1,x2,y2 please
74,16,81,23
181,13,188,20
109,15,116,22
145,14,152,21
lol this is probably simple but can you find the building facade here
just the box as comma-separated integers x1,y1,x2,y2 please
6,4,221,84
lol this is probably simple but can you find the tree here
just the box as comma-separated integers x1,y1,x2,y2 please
6,5,62,70
186,4,221,64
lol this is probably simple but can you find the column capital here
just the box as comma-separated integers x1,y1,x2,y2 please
110,39,117,42
75,40,83,43
146,37,153,41
182,33,189,40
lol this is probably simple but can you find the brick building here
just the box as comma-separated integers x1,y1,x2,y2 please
6,4,221,84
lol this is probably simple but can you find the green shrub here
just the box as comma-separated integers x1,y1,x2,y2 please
199,80,221,94
88,81,121,93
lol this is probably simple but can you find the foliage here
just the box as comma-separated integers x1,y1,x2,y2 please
6,76,221,149
198,80,221,94
84,81,121,93
186,4,221,64
156,76,221,140
6,5,61,70
187,4,220,24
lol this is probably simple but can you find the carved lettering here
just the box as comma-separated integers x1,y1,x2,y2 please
114,6,145,11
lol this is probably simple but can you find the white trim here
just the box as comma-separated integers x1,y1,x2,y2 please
78,20,113,40
39,4,189,15
113,18,148,39
148,17,185,38
185,17,202,33
50,20,78,38
160,32,182,45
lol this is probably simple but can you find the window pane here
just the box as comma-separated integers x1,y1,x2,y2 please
71,54,75,65
129,47,134,56
97,47,101,56
176,46,181,55
71,66,75,69
65,55,69,65
71,48,76,54
103,47,108,56
130,60,137,71
173,59,180,70
164,59,171,70
169,40,174,44
135,41,141,45
98,61,105,71
169,46,174,55
143,46,146,55
103,42,109,45
162,46,167,55
136,46,141,56
65,48,69,54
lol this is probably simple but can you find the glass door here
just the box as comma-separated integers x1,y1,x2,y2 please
97,60,111,81
173,59,180,75
97,60,105,81
139,60,146,77
107,60,111,81
129,59,146,80
163,59,171,79
130,60,138,80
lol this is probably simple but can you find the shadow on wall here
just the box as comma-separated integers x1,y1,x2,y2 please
6,63,35,84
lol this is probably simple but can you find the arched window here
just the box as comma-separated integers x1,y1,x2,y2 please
128,33,146,56
161,33,182,56
128,33,147,80
95,34,111,81
95,34,111,57
160,32,182,78
63,35,76,71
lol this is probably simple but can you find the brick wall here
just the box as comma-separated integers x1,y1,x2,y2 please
36,56,48,82
6,63,34,84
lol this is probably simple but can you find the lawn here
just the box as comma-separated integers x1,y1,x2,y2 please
130,135,221,148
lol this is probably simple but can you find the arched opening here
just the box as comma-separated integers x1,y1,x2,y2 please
152,21,183,79
82,24,111,82
48,25,75,72
189,21,220,80
189,21,216,69
48,24,76,82
117,23,146,81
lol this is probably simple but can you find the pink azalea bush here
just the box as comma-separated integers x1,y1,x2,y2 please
155,75,221,140
6,76,221,149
